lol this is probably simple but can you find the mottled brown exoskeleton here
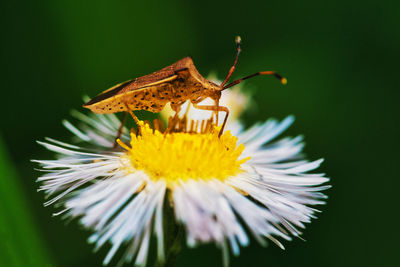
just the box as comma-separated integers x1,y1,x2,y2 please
83,36,286,138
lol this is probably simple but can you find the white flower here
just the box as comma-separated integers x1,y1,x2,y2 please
35,111,329,266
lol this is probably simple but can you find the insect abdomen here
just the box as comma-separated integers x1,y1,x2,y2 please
85,84,173,114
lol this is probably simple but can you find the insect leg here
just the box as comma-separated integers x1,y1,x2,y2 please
123,103,142,133
215,98,220,124
113,112,127,148
127,109,140,124
192,104,229,137
183,101,191,118
191,96,220,124
165,104,182,134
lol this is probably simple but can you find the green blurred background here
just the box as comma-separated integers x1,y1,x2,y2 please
1,0,398,266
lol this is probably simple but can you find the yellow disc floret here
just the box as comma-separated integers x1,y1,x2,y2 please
118,122,250,187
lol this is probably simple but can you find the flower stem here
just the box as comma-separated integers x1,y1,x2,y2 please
158,226,183,267
154,192,184,267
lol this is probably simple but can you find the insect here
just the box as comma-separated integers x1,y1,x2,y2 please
83,36,286,137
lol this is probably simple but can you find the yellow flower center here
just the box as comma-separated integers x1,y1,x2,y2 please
118,121,250,187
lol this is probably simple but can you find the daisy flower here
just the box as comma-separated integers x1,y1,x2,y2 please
35,107,329,266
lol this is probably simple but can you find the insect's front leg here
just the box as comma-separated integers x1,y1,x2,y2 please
215,98,220,124
191,96,220,124
192,103,229,137
113,112,127,148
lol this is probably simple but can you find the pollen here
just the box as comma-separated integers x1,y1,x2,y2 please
118,121,250,187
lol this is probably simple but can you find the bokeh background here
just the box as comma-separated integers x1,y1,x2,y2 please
1,0,398,266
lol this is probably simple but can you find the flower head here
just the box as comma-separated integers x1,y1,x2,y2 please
118,122,249,186
35,108,329,266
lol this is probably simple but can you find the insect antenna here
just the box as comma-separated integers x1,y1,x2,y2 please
220,36,242,88
222,71,287,90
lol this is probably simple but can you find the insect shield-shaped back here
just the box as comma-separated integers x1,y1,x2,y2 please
83,57,221,114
